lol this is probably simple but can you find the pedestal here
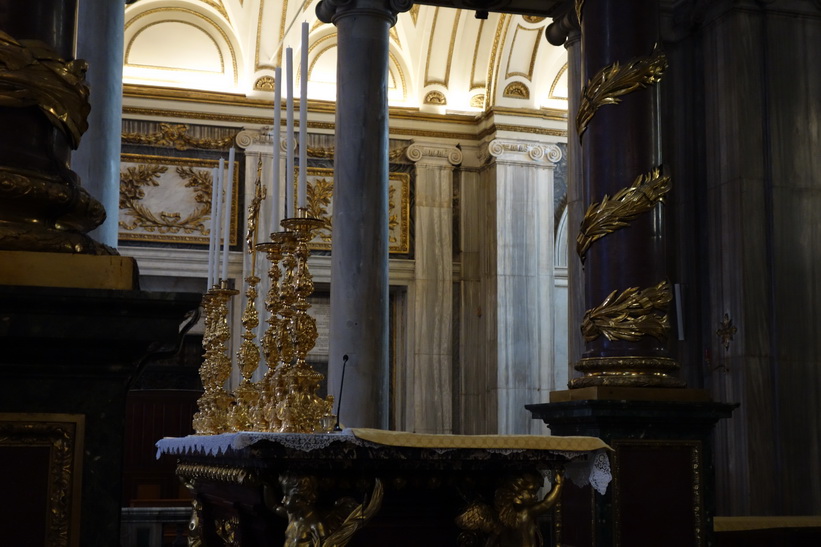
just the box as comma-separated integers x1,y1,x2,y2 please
527,391,735,547
0,277,201,546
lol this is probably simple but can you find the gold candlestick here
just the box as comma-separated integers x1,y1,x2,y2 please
255,231,294,431
228,273,261,431
229,164,266,431
277,209,334,433
193,282,238,434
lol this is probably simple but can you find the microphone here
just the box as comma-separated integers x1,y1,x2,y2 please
334,354,349,431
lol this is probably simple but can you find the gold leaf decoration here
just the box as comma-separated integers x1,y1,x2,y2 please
576,168,671,261
306,176,334,242
122,123,236,151
581,281,672,342
119,164,212,235
0,30,90,148
254,76,275,91
576,0,585,25
424,90,446,105
576,45,667,141
503,81,530,99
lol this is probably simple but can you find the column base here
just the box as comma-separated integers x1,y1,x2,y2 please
527,398,736,547
570,355,686,388
551,386,712,403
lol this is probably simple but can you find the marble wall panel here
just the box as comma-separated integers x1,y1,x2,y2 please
700,3,821,515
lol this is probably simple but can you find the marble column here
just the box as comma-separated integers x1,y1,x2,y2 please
479,139,561,435
316,0,410,428
400,142,462,433
73,0,125,248
547,12,584,382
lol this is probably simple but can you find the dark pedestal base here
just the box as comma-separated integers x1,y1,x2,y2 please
527,392,736,547
163,433,607,546
0,284,200,547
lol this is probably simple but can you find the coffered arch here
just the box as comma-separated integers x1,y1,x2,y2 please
124,1,244,91
122,1,568,114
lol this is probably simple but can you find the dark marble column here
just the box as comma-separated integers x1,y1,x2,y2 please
571,0,681,387
547,8,585,381
316,0,411,428
0,0,110,254
73,0,126,248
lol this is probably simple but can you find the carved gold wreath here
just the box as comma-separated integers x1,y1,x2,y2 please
577,168,671,261
581,280,672,342
119,164,213,235
305,177,399,244
576,44,667,141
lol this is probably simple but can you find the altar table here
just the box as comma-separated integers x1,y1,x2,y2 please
157,429,610,546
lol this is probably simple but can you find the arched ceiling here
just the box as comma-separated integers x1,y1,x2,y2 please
124,0,568,115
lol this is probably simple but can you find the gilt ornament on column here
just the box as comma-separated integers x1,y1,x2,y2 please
0,1,110,254
571,0,683,388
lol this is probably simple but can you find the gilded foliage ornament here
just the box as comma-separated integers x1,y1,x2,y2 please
306,177,399,244
119,164,213,235
576,45,667,140
581,281,672,342
0,30,90,148
122,123,236,151
577,168,671,261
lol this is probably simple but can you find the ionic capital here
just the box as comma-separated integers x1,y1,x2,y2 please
479,139,563,166
406,142,463,166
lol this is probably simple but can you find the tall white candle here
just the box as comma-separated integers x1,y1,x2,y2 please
213,159,224,283
221,148,236,282
207,167,219,288
298,22,308,210
272,66,282,231
285,47,294,219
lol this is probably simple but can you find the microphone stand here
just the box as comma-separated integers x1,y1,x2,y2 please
333,354,348,431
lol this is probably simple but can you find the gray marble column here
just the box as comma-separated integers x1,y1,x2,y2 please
562,30,584,382
316,0,410,429
401,142,462,433
480,139,561,435
73,0,125,248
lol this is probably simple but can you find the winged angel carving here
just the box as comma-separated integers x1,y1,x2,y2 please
273,472,384,547
456,472,563,547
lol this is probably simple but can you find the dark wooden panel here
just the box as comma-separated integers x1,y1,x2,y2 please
123,390,200,505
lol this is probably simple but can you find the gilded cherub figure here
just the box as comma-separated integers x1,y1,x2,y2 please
456,471,563,547
273,472,384,547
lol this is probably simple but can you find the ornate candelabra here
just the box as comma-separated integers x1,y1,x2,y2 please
196,164,335,434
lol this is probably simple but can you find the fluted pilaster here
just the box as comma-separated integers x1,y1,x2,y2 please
466,138,560,434
398,142,462,433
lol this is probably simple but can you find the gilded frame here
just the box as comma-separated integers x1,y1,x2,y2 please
118,152,240,246
300,166,410,254
0,413,85,547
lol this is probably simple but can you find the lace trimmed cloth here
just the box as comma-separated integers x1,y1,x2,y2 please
156,428,612,494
